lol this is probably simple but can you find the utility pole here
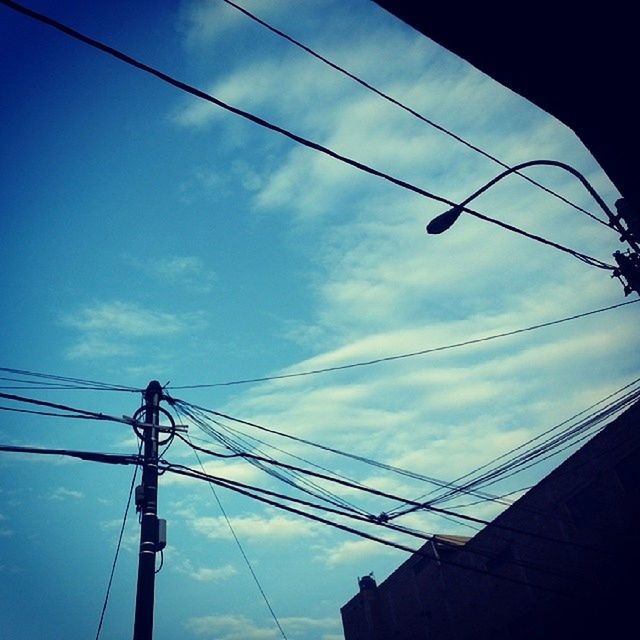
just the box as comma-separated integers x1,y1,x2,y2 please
129,380,186,639
133,380,163,640
612,198,640,296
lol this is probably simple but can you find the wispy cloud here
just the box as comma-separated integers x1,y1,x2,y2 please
278,616,342,636
127,255,217,293
179,0,289,48
49,487,84,501
62,300,207,360
100,518,139,552
0,513,13,538
175,556,237,582
185,612,343,640
314,538,400,568
185,614,279,639
63,300,193,336
190,512,318,542
161,459,263,487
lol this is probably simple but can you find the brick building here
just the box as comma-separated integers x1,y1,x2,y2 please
341,400,640,639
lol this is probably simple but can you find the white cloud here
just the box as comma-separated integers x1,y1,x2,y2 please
185,614,279,640
176,558,237,582
315,537,400,567
0,562,21,574
277,616,341,635
66,337,134,360
190,513,318,541
101,519,139,552
128,255,217,293
161,458,263,487
63,300,195,337
180,0,289,48
0,514,14,538
62,300,207,360
49,487,84,501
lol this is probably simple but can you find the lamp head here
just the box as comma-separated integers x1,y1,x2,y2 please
426,205,464,234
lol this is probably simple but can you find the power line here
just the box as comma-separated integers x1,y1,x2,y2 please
0,436,587,599
172,398,508,506
168,299,639,389
0,405,113,419
0,443,141,466
177,431,396,515
167,455,580,582
0,385,132,391
174,403,369,516
170,421,610,554
171,385,639,554
218,0,608,226
95,445,141,640
185,399,434,513
0,366,139,392
435,381,640,499
389,380,640,516
189,445,289,640
398,397,637,515
0,390,136,427
465,392,639,496
169,370,638,514
160,461,575,598
445,486,533,510
0,0,611,269
177,428,510,520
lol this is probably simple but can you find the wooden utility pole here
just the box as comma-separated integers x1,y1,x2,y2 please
133,380,163,640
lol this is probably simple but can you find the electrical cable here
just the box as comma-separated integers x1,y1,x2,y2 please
465,390,640,495
95,442,141,640
389,378,640,511
387,518,581,581
188,408,374,514
218,0,607,226
160,461,575,598
169,371,634,514
154,550,164,575
0,405,112,419
168,455,581,582
445,384,640,496
0,0,611,269
171,386,639,552
173,402,370,516
167,299,639,389
189,445,288,640
169,423,611,554
192,414,431,503
177,428,387,517
445,486,533,510
389,381,640,515
178,431,497,521
0,443,142,466
174,399,510,510
0,385,133,391
0,366,139,392
0,390,136,426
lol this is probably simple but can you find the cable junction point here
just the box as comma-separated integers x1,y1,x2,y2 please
122,416,188,433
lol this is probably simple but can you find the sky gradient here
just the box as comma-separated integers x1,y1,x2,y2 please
1,2,639,640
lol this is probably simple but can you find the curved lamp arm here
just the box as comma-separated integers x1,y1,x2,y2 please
426,159,629,243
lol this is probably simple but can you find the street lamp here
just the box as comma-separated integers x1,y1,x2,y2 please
425,160,640,295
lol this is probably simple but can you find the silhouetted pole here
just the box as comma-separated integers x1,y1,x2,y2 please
133,380,163,640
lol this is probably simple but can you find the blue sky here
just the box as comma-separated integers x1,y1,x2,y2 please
1,1,639,639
